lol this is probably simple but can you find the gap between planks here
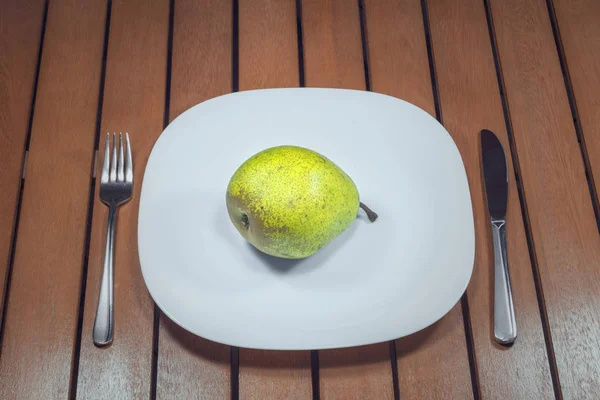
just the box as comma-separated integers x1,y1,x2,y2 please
482,0,563,398
0,0,49,358
68,1,113,398
150,0,175,399
420,0,480,397
544,0,600,234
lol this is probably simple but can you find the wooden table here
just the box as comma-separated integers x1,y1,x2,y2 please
1,0,599,398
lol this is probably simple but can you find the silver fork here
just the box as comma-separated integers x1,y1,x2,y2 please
93,132,133,346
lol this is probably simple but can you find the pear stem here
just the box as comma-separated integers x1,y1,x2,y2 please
359,202,378,222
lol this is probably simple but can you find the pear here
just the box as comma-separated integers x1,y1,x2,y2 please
226,145,377,259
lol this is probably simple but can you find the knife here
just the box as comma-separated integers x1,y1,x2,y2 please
481,129,517,345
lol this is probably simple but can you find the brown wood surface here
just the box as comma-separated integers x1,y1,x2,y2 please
1,0,600,398
237,1,312,398
75,1,169,399
365,0,434,114
318,345,394,400
239,0,299,91
552,0,600,206
364,1,473,398
426,0,554,397
239,350,312,400
0,0,107,398
155,1,233,398
302,0,364,90
301,1,394,398
489,0,600,397
0,0,45,322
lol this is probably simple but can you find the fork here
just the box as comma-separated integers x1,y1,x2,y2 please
93,132,133,346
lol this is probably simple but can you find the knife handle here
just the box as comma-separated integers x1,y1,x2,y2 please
491,219,517,345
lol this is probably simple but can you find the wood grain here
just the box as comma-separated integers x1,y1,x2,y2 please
158,318,231,400
74,1,169,398
239,0,299,90
239,350,312,400
0,0,45,322
318,345,394,400
365,0,434,115
302,0,364,89
155,1,233,398
237,1,312,398
489,0,600,397
426,0,554,397
552,0,600,207
301,1,393,398
364,1,473,397
0,0,107,398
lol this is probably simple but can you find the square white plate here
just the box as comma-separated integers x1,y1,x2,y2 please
138,88,474,350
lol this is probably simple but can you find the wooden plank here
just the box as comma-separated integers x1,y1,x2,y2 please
365,0,434,114
158,319,231,400
302,0,364,89
489,0,600,397
426,0,554,397
0,0,107,398
239,0,299,90
155,1,232,398
74,1,169,398
301,1,394,398
239,350,312,400
237,1,312,398
317,345,394,400
364,1,473,397
552,0,600,207
0,0,45,323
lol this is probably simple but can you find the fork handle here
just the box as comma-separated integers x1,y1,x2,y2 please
93,205,117,346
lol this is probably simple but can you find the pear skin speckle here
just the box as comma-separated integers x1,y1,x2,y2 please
226,145,360,258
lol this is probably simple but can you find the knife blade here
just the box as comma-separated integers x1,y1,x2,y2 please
481,129,517,345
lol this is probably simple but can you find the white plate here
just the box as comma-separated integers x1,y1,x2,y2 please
138,88,474,350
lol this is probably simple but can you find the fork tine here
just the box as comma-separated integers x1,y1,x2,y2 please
118,132,125,182
125,132,133,183
101,133,110,183
110,133,117,182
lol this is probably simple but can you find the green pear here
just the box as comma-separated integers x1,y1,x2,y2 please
226,145,377,259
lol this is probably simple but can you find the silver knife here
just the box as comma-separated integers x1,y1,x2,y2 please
481,129,517,345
